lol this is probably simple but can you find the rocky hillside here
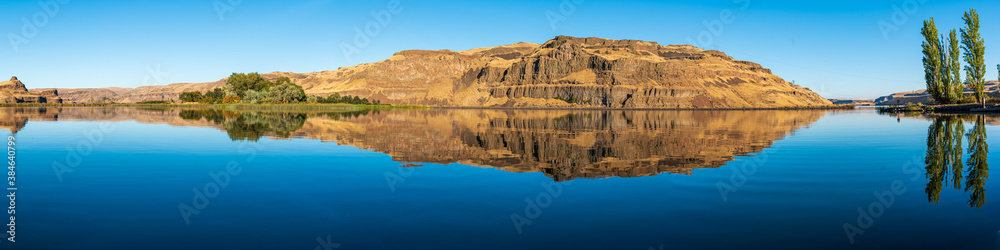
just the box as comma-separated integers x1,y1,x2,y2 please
1,76,62,103
43,36,832,108
39,81,225,104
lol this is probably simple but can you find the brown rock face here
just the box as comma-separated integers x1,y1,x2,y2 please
0,76,62,103
471,37,829,108
51,81,225,104
0,77,27,93
51,36,832,108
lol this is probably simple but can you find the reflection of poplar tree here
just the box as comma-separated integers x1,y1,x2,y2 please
925,118,946,203
925,115,990,208
947,118,964,190
924,118,944,203
925,117,965,203
965,115,989,208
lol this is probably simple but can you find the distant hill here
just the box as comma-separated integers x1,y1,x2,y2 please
37,36,832,108
829,99,875,106
873,80,1000,105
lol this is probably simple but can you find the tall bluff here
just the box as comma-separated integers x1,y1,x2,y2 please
302,36,832,108
470,37,830,108
53,36,831,108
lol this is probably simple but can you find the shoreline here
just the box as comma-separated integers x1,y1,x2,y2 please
433,105,854,111
0,103,855,111
0,103,427,112
878,103,1000,114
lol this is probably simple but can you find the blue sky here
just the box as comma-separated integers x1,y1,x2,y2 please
1,0,999,99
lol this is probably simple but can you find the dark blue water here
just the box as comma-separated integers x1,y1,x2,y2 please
3,107,999,249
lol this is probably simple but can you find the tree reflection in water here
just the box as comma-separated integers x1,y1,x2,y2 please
924,115,990,208
179,109,373,141
964,115,989,208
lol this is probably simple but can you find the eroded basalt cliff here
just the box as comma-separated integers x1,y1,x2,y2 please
50,36,831,108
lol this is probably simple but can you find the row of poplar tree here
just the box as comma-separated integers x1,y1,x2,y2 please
920,9,989,105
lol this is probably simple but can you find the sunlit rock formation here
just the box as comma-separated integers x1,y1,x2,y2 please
51,36,831,108
1,76,62,103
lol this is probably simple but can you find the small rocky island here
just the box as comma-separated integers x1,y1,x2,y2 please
0,76,62,103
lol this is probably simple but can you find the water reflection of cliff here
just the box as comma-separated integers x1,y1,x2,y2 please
294,110,826,180
0,107,827,181
924,115,990,208
0,107,60,133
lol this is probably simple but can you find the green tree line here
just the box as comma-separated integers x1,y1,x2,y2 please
307,92,380,105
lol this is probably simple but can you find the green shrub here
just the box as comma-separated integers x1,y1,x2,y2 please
179,92,203,102
266,83,305,104
243,90,266,104
225,73,274,98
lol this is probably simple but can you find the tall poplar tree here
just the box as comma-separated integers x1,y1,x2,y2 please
938,35,953,102
940,29,965,103
961,9,986,106
922,18,943,102
944,30,963,102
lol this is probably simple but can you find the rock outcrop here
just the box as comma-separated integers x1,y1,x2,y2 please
0,76,62,103
48,36,832,108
